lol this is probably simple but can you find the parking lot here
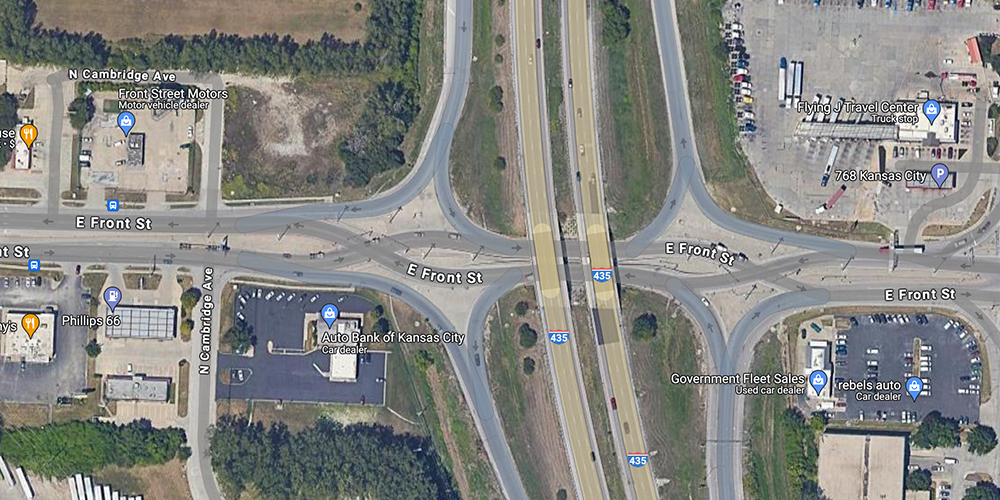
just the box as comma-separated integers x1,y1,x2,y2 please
736,1,997,230
833,313,981,423
216,286,388,405
0,274,88,404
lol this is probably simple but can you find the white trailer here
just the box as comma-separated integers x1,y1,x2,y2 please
69,477,80,500
84,477,95,500
75,474,86,500
826,144,840,171
14,468,33,500
785,62,795,108
103,485,111,500
0,456,14,488
816,95,831,122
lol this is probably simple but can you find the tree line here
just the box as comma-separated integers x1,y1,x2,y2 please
0,0,426,187
0,92,17,167
0,419,189,477
209,417,459,500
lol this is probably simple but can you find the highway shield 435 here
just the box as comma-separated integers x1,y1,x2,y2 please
592,268,612,283
627,453,648,468
549,331,569,345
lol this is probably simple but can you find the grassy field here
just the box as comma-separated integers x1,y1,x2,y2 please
36,0,369,41
402,0,445,164
620,287,708,500
744,333,792,500
487,285,572,500
922,188,993,238
221,79,375,200
542,0,574,231
569,288,628,500
675,0,891,243
94,460,192,500
595,0,672,238
383,298,501,500
449,0,524,236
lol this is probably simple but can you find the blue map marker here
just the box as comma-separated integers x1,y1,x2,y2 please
809,370,828,396
104,286,122,313
906,377,923,402
321,304,339,329
922,100,941,126
931,163,949,188
117,111,135,137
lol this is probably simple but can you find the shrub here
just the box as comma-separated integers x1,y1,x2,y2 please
518,323,538,348
514,301,529,316
489,85,504,112
522,357,536,375
631,313,658,340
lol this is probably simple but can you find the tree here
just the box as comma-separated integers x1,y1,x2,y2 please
68,95,95,131
488,85,505,112
964,481,1000,500
373,304,385,317
0,92,17,168
967,425,998,455
222,324,256,354
522,356,536,375
518,323,538,348
373,317,391,334
912,411,961,449
798,481,829,500
556,489,568,500
494,53,504,64
600,0,631,45
180,318,194,337
180,287,202,312
905,468,932,490
85,339,101,358
514,301,530,316
494,156,507,170
631,313,658,340
414,349,435,370
494,33,506,47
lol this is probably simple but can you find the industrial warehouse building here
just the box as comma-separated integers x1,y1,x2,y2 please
795,99,959,144
818,431,907,500
105,305,177,339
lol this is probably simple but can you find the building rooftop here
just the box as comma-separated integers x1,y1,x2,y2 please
0,310,56,363
314,313,363,382
104,375,170,402
818,432,906,500
105,305,177,339
794,122,898,141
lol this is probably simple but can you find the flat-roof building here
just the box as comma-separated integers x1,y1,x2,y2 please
897,100,959,144
126,133,146,166
314,313,363,382
807,340,832,398
0,310,56,363
14,121,32,170
105,305,177,339
104,375,170,402
818,432,906,500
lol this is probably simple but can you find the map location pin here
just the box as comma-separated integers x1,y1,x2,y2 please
19,124,37,149
321,304,339,329
104,286,122,313
922,100,941,126
809,370,828,396
117,111,135,137
21,313,39,340
906,376,924,402
931,163,949,188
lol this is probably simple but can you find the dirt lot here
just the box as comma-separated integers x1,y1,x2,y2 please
93,460,192,500
221,78,376,200
620,287,709,500
486,285,572,500
36,0,368,42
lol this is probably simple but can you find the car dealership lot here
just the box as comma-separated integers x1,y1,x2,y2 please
833,313,980,423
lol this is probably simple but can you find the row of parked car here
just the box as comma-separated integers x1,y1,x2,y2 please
723,22,757,134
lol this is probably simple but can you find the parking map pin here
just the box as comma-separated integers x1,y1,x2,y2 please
931,163,950,188
809,370,828,396
321,304,339,329
118,111,135,137
104,286,122,313
922,100,941,125
21,313,39,340
906,377,924,402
